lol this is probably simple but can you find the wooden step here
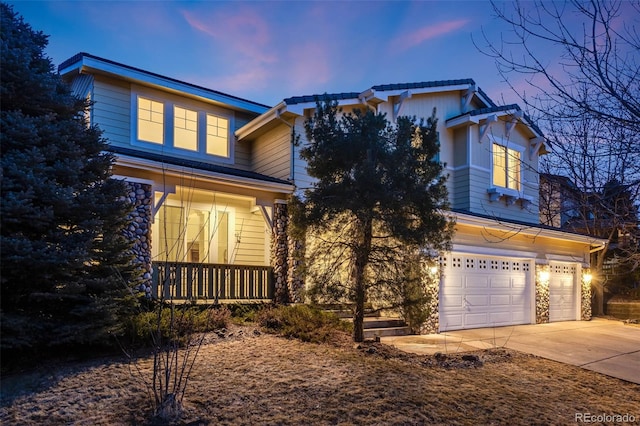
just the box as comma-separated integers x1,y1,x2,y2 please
364,326,411,338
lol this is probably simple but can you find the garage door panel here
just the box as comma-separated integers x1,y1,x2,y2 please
512,278,527,288
466,313,489,326
491,277,511,288
440,295,463,309
441,314,463,328
490,294,511,306
440,254,532,331
466,276,489,288
466,294,488,306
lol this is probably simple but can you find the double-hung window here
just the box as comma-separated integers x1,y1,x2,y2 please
492,143,521,191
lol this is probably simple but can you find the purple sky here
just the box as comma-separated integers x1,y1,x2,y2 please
8,1,575,108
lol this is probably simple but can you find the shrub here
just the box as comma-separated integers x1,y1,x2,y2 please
126,304,230,346
257,304,352,344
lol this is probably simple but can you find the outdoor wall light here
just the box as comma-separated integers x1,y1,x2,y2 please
429,265,439,275
583,273,593,284
537,270,550,283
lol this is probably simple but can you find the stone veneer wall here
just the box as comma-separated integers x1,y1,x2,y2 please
535,264,550,324
272,201,290,303
421,267,440,334
581,270,592,320
123,182,153,298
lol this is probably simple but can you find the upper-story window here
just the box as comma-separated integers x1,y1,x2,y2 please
133,90,232,160
138,97,164,144
493,143,520,191
174,106,198,151
206,114,229,157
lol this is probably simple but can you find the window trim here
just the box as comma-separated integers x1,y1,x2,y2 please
491,139,523,191
130,85,234,164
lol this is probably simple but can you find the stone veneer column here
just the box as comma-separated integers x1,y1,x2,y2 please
272,200,289,303
421,264,440,334
535,263,550,324
123,182,153,298
287,237,305,303
581,269,592,320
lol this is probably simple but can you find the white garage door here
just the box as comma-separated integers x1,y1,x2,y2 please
440,254,532,331
549,262,578,322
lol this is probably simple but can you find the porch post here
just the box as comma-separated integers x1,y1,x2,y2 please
272,200,290,303
581,268,592,320
123,182,153,298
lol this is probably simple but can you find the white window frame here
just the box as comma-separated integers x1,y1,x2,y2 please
491,138,524,192
152,198,236,264
131,85,234,163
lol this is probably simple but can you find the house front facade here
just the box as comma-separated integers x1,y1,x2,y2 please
237,81,608,332
60,53,607,332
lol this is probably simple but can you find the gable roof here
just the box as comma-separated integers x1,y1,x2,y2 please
59,52,270,114
446,104,544,138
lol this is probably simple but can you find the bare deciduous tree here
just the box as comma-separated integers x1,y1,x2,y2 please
477,0,640,313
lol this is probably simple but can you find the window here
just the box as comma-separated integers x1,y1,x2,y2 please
174,106,198,151
138,97,164,144
156,204,231,264
493,143,521,190
206,114,229,157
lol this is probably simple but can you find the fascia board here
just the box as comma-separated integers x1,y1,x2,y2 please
445,115,479,128
235,102,286,141
67,56,268,114
285,98,362,116
374,84,471,99
115,154,295,194
450,211,609,246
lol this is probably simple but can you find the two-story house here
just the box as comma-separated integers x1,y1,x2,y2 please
237,81,608,332
59,53,296,303
60,53,607,332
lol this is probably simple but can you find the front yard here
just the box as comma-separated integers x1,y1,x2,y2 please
1,325,638,425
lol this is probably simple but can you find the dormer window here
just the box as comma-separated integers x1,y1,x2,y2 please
493,143,521,190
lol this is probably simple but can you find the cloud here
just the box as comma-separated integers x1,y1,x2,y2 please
181,7,277,64
286,42,333,93
391,19,470,51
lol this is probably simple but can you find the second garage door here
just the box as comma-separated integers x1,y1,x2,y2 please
549,262,578,322
440,254,532,331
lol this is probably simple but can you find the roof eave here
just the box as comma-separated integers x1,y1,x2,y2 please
59,54,269,115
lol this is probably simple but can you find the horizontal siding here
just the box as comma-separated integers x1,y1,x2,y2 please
449,168,470,210
233,208,269,265
233,113,255,171
292,127,316,194
93,77,131,146
252,124,291,181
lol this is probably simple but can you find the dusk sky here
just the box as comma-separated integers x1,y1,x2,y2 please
8,1,585,108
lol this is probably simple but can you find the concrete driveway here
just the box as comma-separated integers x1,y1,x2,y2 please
380,318,640,384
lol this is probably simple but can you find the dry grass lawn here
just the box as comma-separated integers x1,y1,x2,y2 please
1,325,639,425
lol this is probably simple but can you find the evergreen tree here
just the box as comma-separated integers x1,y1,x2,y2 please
1,3,135,354
294,100,453,341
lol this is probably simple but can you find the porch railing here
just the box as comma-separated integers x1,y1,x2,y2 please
152,262,274,303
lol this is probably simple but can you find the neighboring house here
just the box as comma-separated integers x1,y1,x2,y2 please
59,53,296,303
237,81,608,332
60,53,608,332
